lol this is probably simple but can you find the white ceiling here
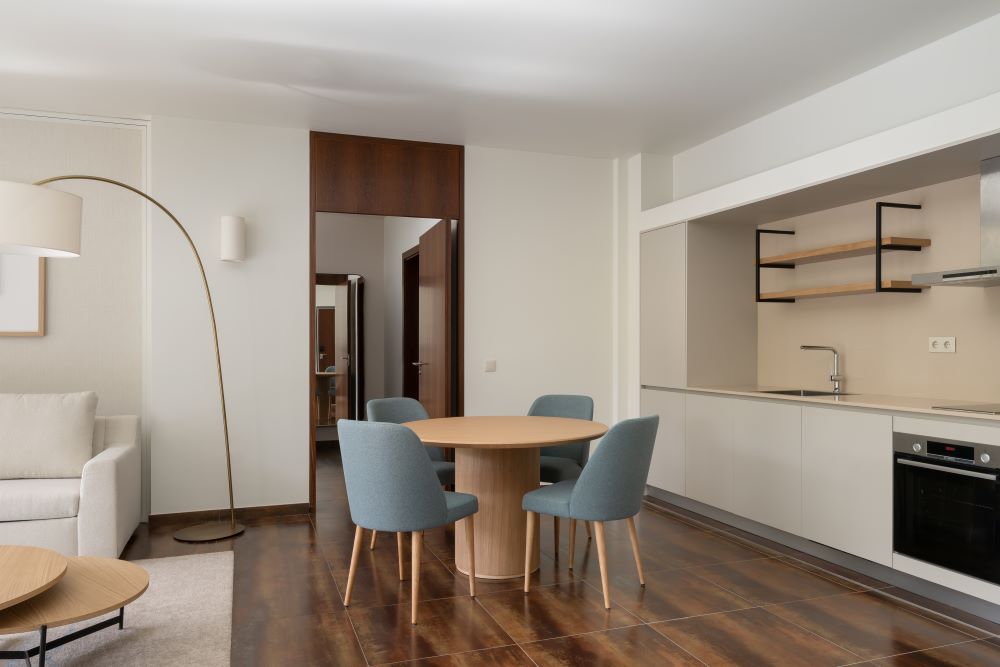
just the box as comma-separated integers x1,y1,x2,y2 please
2,0,998,158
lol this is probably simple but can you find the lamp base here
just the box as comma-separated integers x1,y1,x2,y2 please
173,521,245,543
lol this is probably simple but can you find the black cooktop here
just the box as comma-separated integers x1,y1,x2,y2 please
932,403,1000,415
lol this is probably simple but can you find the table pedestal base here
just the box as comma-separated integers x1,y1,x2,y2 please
455,447,540,579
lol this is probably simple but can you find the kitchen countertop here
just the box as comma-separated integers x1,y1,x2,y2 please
675,385,1000,424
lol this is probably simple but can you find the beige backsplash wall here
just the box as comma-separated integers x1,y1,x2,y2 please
758,175,1000,402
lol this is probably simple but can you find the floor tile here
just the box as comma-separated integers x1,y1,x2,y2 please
475,580,641,643
766,590,985,660
232,553,343,625
864,639,1000,665
652,607,860,666
231,611,367,667
439,555,580,596
522,625,704,666
333,558,475,608
877,587,1000,636
605,567,755,623
348,596,512,665
393,644,535,666
687,556,861,605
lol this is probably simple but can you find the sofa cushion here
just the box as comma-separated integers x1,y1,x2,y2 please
0,392,98,479
0,478,81,521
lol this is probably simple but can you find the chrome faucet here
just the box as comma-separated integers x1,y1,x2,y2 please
801,345,844,394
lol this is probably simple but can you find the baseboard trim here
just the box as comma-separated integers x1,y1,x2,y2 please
643,487,1000,627
148,503,310,528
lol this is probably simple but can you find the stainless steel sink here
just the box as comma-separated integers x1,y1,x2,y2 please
760,389,848,397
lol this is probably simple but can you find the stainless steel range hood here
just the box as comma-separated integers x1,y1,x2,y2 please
912,156,1000,287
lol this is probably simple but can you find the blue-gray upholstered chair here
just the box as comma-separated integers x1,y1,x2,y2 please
522,415,658,610
338,419,478,624
528,394,595,554
366,397,457,551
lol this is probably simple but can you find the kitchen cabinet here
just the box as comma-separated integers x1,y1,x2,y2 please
685,393,734,512
732,399,802,534
802,406,892,566
641,388,685,495
640,223,686,388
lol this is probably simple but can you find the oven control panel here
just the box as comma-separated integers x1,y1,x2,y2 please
893,432,1000,470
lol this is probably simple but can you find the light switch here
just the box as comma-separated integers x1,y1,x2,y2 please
484,359,497,373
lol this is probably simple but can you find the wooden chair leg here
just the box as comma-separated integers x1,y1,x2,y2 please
524,511,536,593
553,516,560,561
585,521,592,541
568,519,577,570
594,521,611,610
370,529,378,550
626,516,645,587
465,515,476,597
344,525,364,607
411,531,423,625
397,532,405,581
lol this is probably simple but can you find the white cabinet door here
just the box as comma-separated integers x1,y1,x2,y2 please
802,406,893,566
732,399,802,534
640,223,686,388
685,393,734,512
641,388,685,495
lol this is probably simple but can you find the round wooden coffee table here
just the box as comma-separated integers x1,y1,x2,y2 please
0,546,68,612
404,416,607,579
0,556,148,666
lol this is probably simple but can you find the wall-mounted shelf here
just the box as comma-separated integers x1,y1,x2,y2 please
758,237,931,268
759,280,922,302
756,202,926,303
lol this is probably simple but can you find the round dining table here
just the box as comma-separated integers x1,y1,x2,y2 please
403,415,608,579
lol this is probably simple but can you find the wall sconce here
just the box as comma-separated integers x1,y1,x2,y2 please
220,215,246,262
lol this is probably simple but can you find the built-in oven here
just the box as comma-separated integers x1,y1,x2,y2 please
894,432,1000,585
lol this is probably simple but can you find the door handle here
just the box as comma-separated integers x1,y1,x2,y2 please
897,457,997,481
412,361,428,375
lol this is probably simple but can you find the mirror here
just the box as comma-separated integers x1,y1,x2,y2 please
315,274,363,425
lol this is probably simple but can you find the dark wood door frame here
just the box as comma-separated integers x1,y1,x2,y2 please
309,132,464,511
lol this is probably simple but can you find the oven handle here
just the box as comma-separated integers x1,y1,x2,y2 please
897,457,997,481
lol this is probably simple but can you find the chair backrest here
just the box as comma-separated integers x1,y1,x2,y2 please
337,420,448,532
528,394,594,464
366,397,443,461
569,415,659,521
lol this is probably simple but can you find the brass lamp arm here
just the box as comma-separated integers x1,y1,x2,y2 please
34,175,239,535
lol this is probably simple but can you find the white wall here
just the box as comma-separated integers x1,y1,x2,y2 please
0,113,144,416
315,213,386,403
382,216,437,397
672,13,1000,198
464,146,614,425
149,115,309,514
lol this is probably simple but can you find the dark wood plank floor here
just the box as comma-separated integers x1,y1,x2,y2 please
123,444,1000,666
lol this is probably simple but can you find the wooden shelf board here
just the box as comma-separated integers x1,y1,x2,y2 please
759,280,923,301
759,237,930,267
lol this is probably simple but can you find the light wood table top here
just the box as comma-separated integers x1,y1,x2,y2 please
0,546,68,612
404,416,607,449
0,557,148,634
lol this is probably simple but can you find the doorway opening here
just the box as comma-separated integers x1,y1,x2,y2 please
310,214,460,498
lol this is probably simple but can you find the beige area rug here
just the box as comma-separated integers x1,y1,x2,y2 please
0,551,233,666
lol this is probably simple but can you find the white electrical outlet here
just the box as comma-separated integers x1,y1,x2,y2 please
929,336,956,353
484,359,497,372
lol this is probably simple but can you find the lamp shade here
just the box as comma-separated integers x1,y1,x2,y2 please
220,215,246,262
0,180,82,257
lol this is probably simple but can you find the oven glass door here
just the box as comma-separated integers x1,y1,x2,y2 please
894,454,1000,584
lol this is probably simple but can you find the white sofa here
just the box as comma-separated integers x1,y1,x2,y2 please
0,415,141,557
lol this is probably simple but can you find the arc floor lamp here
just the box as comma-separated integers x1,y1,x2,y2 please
0,176,244,542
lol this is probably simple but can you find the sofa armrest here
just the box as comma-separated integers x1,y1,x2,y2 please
78,436,141,557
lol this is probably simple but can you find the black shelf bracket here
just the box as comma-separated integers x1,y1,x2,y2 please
756,228,796,303
874,201,923,293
